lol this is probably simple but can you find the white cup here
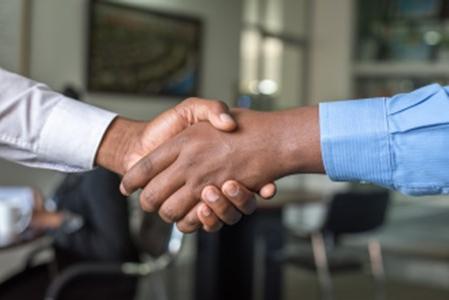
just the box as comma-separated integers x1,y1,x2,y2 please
0,201,31,237
0,187,34,241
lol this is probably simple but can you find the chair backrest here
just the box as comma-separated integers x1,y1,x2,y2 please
323,190,390,236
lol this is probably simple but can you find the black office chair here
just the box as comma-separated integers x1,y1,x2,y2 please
44,217,183,300
0,215,183,300
280,190,390,300
0,263,53,300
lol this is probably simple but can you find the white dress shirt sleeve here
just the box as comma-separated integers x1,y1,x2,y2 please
0,68,117,172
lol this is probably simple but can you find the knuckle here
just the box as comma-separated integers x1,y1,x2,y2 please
159,205,181,223
203,227,214,233
220,205,240,225
183,97,198,105
236,193,255,208
206,218,222,229
141,157,154,174
205,222,223,233
139,191,158,212
187,181,205,200
176,220,198,233
229,213,242,225
175,222,190,233
231,193,246,205
212,99,228,111
218,201,233,215
242,201,257,215
185,212,200,228
139,197,153,212
175,98,200,123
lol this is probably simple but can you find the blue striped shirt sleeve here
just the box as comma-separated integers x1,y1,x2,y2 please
319,83,449,196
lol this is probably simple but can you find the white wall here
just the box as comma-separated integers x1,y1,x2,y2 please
303,0,354,192
309,0,354,103
0,0,243,195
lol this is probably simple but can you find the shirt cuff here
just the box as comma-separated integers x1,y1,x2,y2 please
319,98,393,188
39,97,117,172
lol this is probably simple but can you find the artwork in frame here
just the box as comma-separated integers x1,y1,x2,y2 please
87,1,203,97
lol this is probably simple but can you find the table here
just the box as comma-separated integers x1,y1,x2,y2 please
195,189,324,300
0,186,47,251
0,229,45,251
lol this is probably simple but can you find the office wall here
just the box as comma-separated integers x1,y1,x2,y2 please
301,0,353,192
309,0,354,103
0,0,243,194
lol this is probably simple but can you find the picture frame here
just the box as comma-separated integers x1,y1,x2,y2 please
87,1,203,98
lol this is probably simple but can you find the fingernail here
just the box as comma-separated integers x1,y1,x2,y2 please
202,206,212,217
120,183,129,196
205,189,219,203
226,183,239,197
220,113,234,124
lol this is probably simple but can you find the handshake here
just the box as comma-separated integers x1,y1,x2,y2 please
96,98,323,233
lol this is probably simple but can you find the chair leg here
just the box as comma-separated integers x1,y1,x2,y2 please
311,232,333,300
137,271,168,300
253,235,266,300
152,273,168,300
368,240,386,300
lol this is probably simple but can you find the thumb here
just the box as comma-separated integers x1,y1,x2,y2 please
258,182,277,199
178,98,237,132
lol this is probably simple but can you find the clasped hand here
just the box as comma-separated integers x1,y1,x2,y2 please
115,99,277,232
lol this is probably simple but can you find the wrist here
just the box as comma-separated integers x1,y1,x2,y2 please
230,107,323,184
95,117,146,175
269,106,324,176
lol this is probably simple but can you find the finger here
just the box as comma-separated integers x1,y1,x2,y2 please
201,185,242,225
259,182,277,199
197,203,223,232
139,164,185,214
158,185,198,223
176,203,203,233
176,98,237,132
221,180,257,215
120,139,180,196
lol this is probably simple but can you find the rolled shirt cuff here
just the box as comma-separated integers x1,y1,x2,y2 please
38,97,117,172
319,98,393,188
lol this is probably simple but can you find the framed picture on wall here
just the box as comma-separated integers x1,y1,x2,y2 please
87,1,203,97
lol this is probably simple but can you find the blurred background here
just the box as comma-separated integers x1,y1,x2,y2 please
1,0,449,299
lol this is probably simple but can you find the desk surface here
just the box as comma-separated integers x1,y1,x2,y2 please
0,229,44,251
257,189,326,208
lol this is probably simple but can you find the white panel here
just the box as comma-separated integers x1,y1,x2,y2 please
0,0,24,73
